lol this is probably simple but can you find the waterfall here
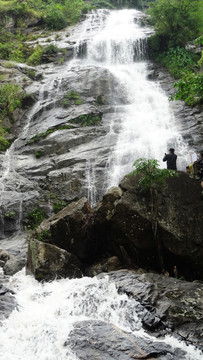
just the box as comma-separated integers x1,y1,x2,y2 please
0,9,202,360
73,9,188,195
85,159,97,207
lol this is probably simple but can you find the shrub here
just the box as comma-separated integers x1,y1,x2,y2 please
53,200,67,214
44,5,66,30
61,91,82,108
43,44,58,55
157,47,198,79
128,158,177,189
28,208,46,229
27,45,43,65
171,73,203,106
0,135,10,151
0,83,23,119
37,230,51,242
70,113,102,127
148,0,201,49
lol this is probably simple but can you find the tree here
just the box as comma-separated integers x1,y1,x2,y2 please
148,0,201,48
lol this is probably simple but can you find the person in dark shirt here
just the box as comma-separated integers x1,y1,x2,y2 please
163,148,177,170
197,151,203,181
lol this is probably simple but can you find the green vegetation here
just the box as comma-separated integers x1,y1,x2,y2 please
28,208,46,229
148,0,203,106
27,124,73,144
37,229,51,242
27,112,102,145
128,158,177,189
0,0,92,63
4,211,16,219
61,91,82,108
92,0,143,9
155,47,199,79
53,200,67,213
70,113,102,127
96,95,105,105
171,73,203,106
0,83,26,151
0,83,23,119
35,150,43,158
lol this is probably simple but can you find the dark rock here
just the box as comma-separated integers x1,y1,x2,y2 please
26,238,83,281
93,173,203,281
0,280,17,321
85,256,122,277
37,197,95,262
106,270,203,348
3,255,26,275
65,320,186,359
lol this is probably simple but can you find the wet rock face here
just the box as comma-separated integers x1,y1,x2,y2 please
1,63,128,237
107,270,203,349
147,64,203,152
27,172,203,282
65,320,186,359
0,276,16,321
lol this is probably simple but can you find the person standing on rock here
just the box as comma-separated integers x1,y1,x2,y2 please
196,151,203,188
163,148,177,170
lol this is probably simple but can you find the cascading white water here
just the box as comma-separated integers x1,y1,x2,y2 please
74,9,189,193
0,10,201,359
0,269,202,360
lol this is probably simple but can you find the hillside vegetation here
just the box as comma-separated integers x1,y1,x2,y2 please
148,0,203,106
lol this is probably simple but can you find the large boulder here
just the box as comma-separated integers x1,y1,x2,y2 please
37,197,96,261
107,270,203,348
93,172,203,280
27,172,203,282
26,238,82,281
65,320,186,360
26,197,99,281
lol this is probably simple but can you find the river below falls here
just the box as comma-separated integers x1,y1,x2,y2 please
0,269,202,360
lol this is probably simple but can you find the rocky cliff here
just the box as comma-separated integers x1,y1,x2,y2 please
27,171,203,282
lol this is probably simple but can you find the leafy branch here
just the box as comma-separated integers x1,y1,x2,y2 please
128,158,177,189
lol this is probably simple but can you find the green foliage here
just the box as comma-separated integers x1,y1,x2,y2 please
61,91,82,108
128,158,177,189
92,0,143,9
148,0,201,49
96,95,105,105
4,211,16,219
70,113,102,127
157,47,198,79
44,4,66,30
37,229,51,242
27,45,43,65
35,150,43,158
28,208,46,229
43,44,58,55
53,200,67,214
171,73,203,106
0,135,11,151
27,124,73,144
27,128,55,144
0,83,23,119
